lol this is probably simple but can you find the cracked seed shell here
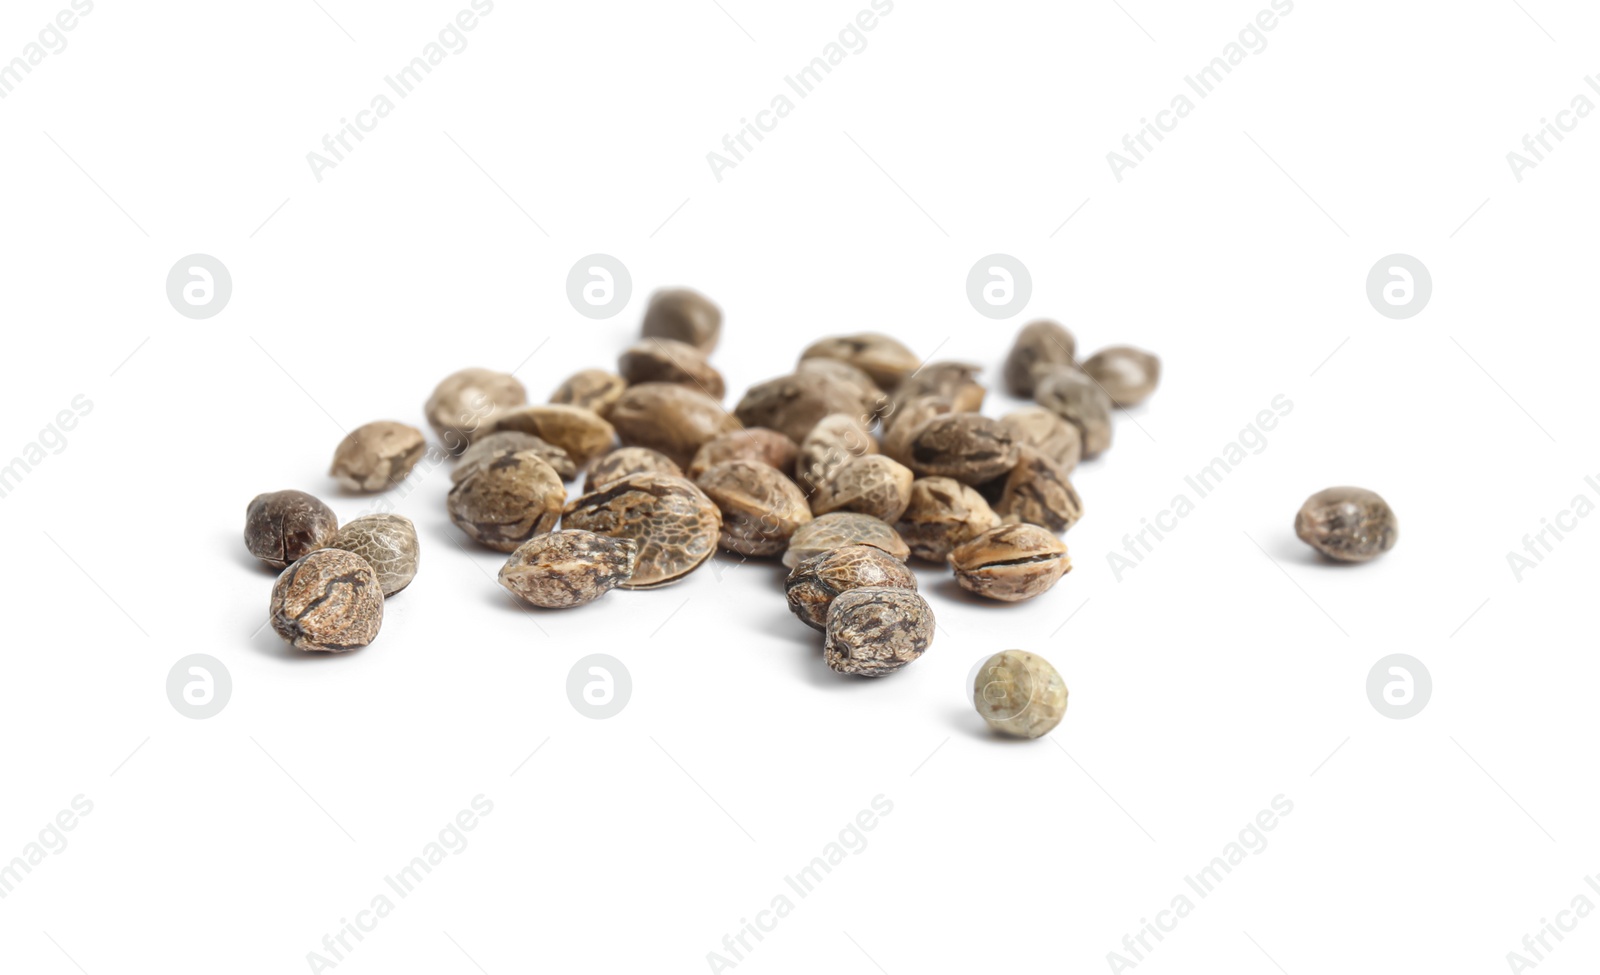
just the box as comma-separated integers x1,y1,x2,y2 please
908,413,1020,485
446,450,565,552
823,587,934,677
477,404,616,467
783,512,910,569
498,530,637,609
695,460,813,557
329,421,427,493
327,513,419,597
619,338,726,399
994,448,1084,534
425,367,527,455
270,549,383,652
245,490,339,569
1294,487,1398,563
895,477,1001,563
562,473,722,588
785,545,918,631
454,431,576,484
609,382,742,468
550,369,628,418
1081,346,1161,408
948,523,1071,602
583,446,684,493
1003,320,1077,397
974,650,1068,739
810,454,914,522
799,333,921,390
997,406,1082,472
641,288,722,353
1034,367,1112,458
688,428,799,481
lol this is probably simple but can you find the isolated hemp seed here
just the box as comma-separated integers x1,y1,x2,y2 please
974,650,1068,739
499,530,637,609
823,587,935,677
245,490,339,569
329,420,427,493
1294,487,1399,563
784,512,911,569
270,549,383,652
786,545,918,631
641,287,723,353
327,513,419,597
949,523,1071,602
1081,346,1161,408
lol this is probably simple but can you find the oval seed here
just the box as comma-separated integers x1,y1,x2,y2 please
785,545,918,631
783,512,910,569
499,530,637,609
446,450,565,552
270,549,383,652
245,490,338,569
1294,487,1398,562
425,367,526,455
823,587,935,677
327,513,420,597
948,523,1071,602
974,650,1068,739
696,460,813,557
562,473,722,588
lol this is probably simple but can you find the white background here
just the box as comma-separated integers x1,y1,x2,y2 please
2,0,1598,972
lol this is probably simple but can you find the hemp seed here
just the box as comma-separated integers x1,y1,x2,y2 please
245,490,339,569
895,477,1001,563
550,369,628,418
696,460,813,557
795,412,878,494
270,549,383,652
688,428,799,481
453,431,576,484
949,523,1071,602
997,407,1082,472
562,473,722,588
642,287,722,353
1003,319,1076,397
619,338,726,399
799,333,921,390
1034,367,1112,458
609,382,742,468
994,448,1084,534
446,450,565,552
327,513,419,597
1294,487,1399,562
823,587,935,677
584,446,684,492
908,413,1020,485
499,530,637,609
329,421,427,493
785,545,918,631
810,454,914,523
974,650,1068,739
478,404,616,467
784,512,911,569
1081,346,1161,408
425,367,527,455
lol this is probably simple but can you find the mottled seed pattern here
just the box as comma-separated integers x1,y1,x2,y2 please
995,448,1084,534
974,650,1068,739
328,513,419,596
499,530,637,608
270,549,383,652
446,451,565,552
329,421,427,493
619,338,726,399
1003,319,1076,397
584,446,684,492
453,431,576,484
735,371,879,445
642,287,722,353
799,333,921,390
881,395,955,467
609,382,742,468
696,460,813,557
795,412,878,493
550,369,628,417
823,587,935,677
425,367,527,455
479,404,616,467
889,361,985,417
908,413,1020,485
1295,487,1398,562
997,407,1082,472
689,428,799,481
563,473,722,588
1081,346,1161,408
245,490,339,569
810,454,914,522
1034,368,1113,458
896,477,1001,563
785,545,918,631
949,523,1071,602
784,512,911,569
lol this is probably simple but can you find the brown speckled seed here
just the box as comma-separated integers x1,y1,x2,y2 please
453,431,576,484
245,490,339,569
823,587,934,677
1034,368,1113,458
997,407,1082,472
994,448,1084,534
619,338,726,399
888,361,985,417
794,358,886,415
881,395,956,467
562,473,722,588
785,545,918,631
734,371,881,445
609,383,742,468
974,650,1069,739
1294,487,1399,562
499,530,637,609
641,288,722,353
949,524,1071,602
1004,320,1076,397
583,447,684,493
327,513,419,597
477,404,616,467
446,451,565,552
783,512,910,569
425,367,527,455
550,369,628,418
810,454,914,522
696,460,813,557
799,333,921,390
329,421,427,493
896,477,1002,563
1081,346,1161,408
270,549,382,652
794,413,877,494
908,413,1020,485
688,428,799,481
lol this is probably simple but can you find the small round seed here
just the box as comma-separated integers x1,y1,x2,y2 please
329,421,427,493
584,446,684,492
794,412,877,494
974,650,1068,739
619,338,726,399
245,490,339,569
1034,368,1112,458
270,549,383,652
1294,487,1398,562
327,513,419,597
948,523,1071,602
688,428,799,481
696,460,813,557
499,530,637,609
811,454,914,522
799,333,920,390
562,473,722,588
785,545,918,631
908,413,1020,485
477,404,616,467
784,512,910,569
1081,346,1161,408
425,367,527,455
446,450,565,552
896,477,1001,563
454,431,576,484
609,382,742,468
997,407,1082,472
994,448,1084,534
642,287,722,353
1004,319,1076,397
550,369,628,418
823,587,934,677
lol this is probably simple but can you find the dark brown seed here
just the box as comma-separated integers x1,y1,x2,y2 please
550,369,628,418
908,413,1020,485
810,455,914,522
1004,319,1077,397
499,530,637,608
949,524,1071,602
997,407,1082,472
785,545,918,631
1081,346,1161,408
799,333,920,389
734,371,881,445
1294,487,1399,562
609,382,742,468
329,421,427,493
1034,368,1112,458
245,490,339,569
562,473,722,588
477,404,616,467
896,477,1001,563
425,367,527,455
823,587,934,677
327,513,419,596
784,512,910,569
795,413,878,494
696,460,813,557
446,451,565,552
641,288,722,353
689,428,799,481
619,338,726,399
454,431,576,484
994,448,1084,533
270,549,383,652
887,361,985,417
584,447,684,492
